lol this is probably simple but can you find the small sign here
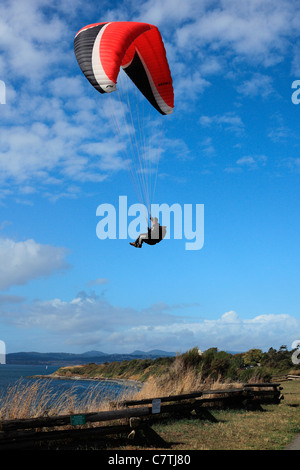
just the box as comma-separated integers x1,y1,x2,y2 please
70,414,86,426
152,398,161,414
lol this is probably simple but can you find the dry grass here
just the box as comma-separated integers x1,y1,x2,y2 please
0,378,137,421
129,354,242,401
0,355,243,421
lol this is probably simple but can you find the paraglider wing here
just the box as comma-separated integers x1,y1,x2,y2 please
74,21,174,115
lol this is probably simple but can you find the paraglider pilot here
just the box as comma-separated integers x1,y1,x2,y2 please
130,216,166,248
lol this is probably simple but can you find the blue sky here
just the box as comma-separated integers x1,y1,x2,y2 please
0,0,300,354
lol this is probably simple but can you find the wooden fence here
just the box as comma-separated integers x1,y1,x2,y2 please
272,374,300,382
0,382,283,449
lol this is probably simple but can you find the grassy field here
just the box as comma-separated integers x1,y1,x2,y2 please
90,380,300,451
5,379,295,451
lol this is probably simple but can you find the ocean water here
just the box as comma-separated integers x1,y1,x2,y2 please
0,364,138,410
0,364,59,391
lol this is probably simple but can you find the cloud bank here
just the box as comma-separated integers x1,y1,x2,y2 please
1,292,298,353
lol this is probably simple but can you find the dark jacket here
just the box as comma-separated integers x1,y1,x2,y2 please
145,223,166,245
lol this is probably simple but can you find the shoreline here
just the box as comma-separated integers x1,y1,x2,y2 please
29,374,142,388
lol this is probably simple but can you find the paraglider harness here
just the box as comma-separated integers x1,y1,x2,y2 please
143,216,166,246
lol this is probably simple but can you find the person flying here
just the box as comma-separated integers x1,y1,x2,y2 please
130,216,166,248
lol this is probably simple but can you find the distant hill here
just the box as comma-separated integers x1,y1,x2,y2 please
6,350,176,366
80,351,109,357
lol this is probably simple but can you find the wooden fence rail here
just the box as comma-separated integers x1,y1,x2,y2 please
272,374,300,382
0,382,283,449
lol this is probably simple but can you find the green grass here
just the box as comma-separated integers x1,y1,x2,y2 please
91,380,300,451
143,381,300,450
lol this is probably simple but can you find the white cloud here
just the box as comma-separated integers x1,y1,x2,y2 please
224,154,267,173
0,237,69,290
237,73,275,98
135,0,205,27
0,0,71,82
124,310,299,353
0,1,134,199
1,292,299,353
292,40,300,75
267,114,293,143
282,157,300,173
199,112,244,134
236,154,267,169
201,137,216,157
172,0,297,66
0,86,133,194
175,72,211,104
